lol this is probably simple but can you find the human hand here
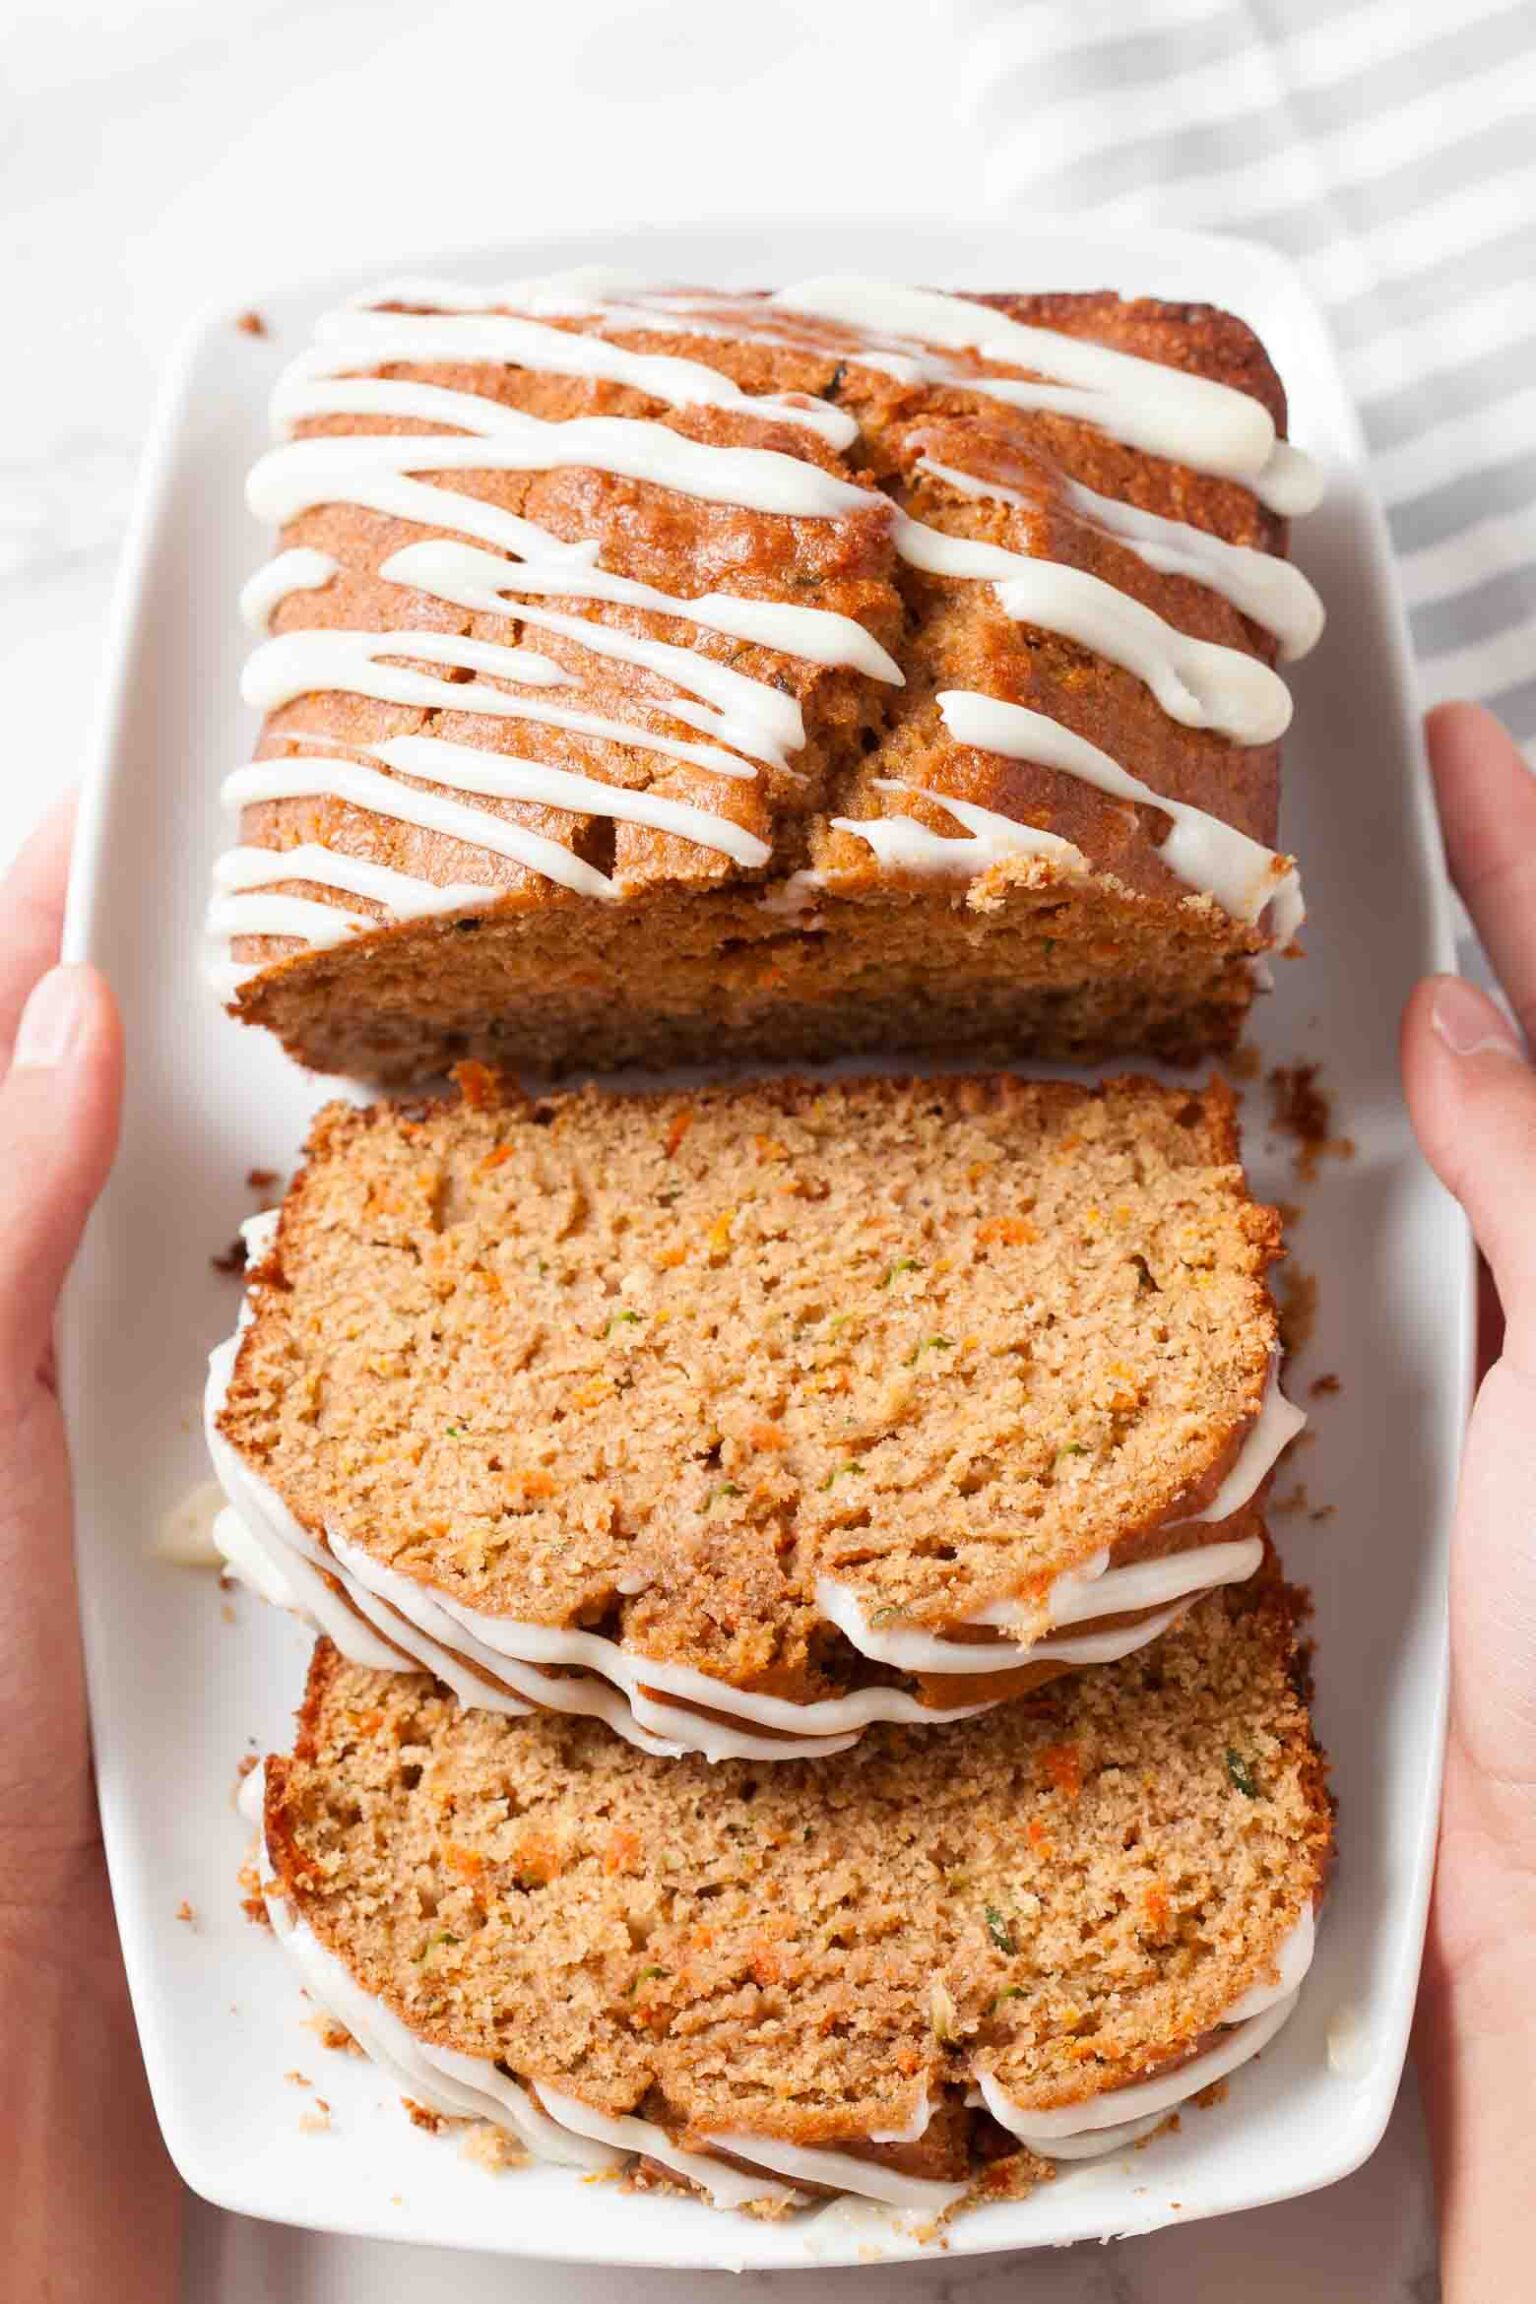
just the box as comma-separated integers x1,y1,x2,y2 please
0,806,181,2299
1403,703,1536,2304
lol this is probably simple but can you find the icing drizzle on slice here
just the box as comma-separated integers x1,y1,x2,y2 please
938,690,1304,939
893,511,1292,745
768,278,1323,515
218,270,1321,980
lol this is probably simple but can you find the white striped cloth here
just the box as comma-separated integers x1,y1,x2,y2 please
960,0,1536,745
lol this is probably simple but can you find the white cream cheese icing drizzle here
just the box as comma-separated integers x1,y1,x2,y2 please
916,456,1324,660
378,535,904,683
814,1578,1203,1679
893,512,1292,745
268,359,1292,747
212,841,501,923
241,627,774,782
243,606,803,777
218,270,1319,983
279,304,861,449
561,281,1323,520
248,416,881,527
239,547,338,634
824,778,1089,882
243,626,573,701
939,690,1304,939
767,279,1323,516
223,738,772,893
371,553,806,768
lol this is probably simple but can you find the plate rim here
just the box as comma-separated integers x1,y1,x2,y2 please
58,209,1473,2270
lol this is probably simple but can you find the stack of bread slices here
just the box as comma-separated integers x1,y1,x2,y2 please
208,270,1329,2223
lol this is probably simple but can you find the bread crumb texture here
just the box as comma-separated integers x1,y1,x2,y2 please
264,1570,1329,2183
220,1072,1283,1694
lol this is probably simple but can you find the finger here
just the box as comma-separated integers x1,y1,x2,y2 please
0,800,76,1078
1402,974,1536,1363
1425,701,1536,1046
0,965,123,1390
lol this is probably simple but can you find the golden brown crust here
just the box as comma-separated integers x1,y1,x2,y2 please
223,287,1301,1080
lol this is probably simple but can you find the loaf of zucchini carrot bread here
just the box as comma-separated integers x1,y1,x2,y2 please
210,273,1323,1081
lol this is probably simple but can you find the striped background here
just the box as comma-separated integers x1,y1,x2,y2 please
960,0,1536,747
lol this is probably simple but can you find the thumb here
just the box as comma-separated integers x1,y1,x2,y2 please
0,965,123,1392
1402,973,1536,1362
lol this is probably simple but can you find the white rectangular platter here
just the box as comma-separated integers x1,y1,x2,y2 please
61,215,1470,2271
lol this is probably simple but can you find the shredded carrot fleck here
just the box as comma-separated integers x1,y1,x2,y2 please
977,1215,1039,1247
655,1243,688,1269
511,1831,561,1888
706,1208,736,1257
1142,1885,1172,1934
747,1420,787,1451
452,1060,499,1110
752,1135,789,1162
663,1108,693,1158
1026,1818,1055,1857
603,1828,643,1876
1040,1743,1083,1798
477,1144,515,1173
444,1843,485,1883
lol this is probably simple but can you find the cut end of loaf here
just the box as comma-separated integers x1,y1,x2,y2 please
230,869,1263,1082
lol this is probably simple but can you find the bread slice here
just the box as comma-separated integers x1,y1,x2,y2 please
209,1070,1303,1758
210,278,1322,1083
254,1572,1330,2219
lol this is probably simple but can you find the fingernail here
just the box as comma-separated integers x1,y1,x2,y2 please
1428,975,1523,1060
12,965,91,1071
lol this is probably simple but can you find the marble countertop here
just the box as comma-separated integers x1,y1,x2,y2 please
1,2,1440,2294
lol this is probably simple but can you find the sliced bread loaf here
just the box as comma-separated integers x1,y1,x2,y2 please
255,1571,1329,2218
210,1069,1303,1758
